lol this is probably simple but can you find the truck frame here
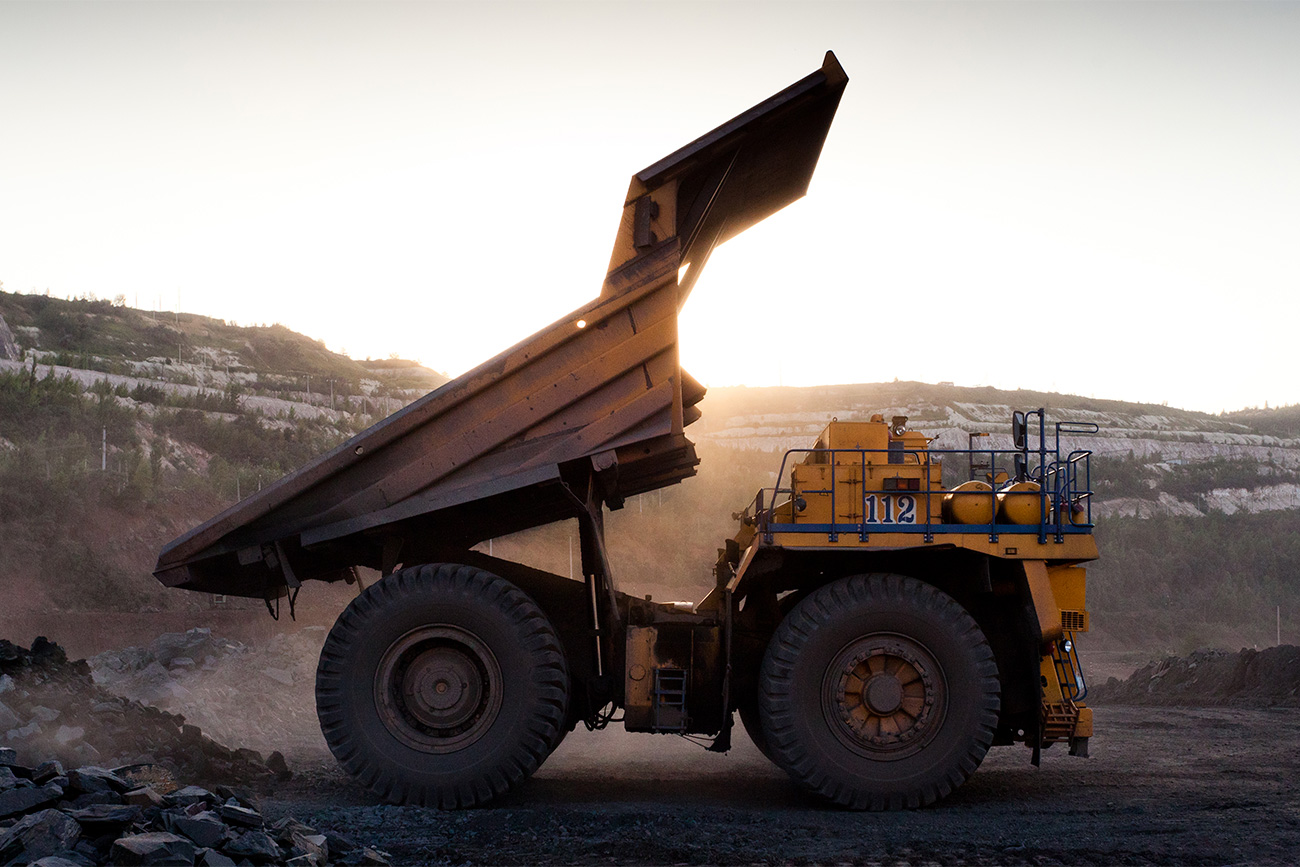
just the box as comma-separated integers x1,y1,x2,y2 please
155,52,1098,810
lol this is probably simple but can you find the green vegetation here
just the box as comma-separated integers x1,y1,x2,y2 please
1092,453,1300,504
1222,404,1300,439
0,290,447,404
1091,512,1300,653
0,364,365,611
0,291,448,612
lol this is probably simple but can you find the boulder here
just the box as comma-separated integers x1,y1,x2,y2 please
196,849,236,867
265,752,291,783
0,313,20,362
217,802,263,828
288,832,328,864
54,726,85,747
166,786,216,809
65,791,122,809
123,786,166,808
66,766,129,795
0,808,81,864
0,766,21,791
0,783,65,820
31,762,64,785
28,856,92,867
148,631,213,669
223,829,282,863
6,721,42,743
110,832,197,866
167,811,227,849
64,803,143,834
0,699,20,730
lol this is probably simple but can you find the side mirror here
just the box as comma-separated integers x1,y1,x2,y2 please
1011,411,1027,450
1014,453,1027,481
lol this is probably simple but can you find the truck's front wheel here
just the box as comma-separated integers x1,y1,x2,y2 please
759,573,998,810
316,562,569,808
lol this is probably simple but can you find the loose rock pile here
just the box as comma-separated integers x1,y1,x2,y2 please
1,638,391,865
88,630,324,759
0,749,390,866
0,637,283,789
1090,644,1300,706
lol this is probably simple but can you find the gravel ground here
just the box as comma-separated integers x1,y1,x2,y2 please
260,704,1300,866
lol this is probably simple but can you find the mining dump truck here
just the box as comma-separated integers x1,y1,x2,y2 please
155,52,1099,810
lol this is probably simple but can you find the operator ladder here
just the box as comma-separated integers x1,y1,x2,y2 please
653,668,688,732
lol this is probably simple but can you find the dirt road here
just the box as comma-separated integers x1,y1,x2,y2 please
261,704,1300,865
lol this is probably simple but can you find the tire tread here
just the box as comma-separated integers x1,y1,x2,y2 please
316,562,568,808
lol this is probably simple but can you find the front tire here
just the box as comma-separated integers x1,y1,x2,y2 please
759,574,999,810
316,563,569,808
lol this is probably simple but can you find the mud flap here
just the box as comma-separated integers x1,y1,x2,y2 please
708,712,734,753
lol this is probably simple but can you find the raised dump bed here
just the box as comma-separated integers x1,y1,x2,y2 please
155,52,849,600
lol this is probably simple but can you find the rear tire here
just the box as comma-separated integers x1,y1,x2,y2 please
759,573,998,810
738,700,775,761
316,563,569,808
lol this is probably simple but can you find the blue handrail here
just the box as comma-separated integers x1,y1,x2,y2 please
752,436,1094,544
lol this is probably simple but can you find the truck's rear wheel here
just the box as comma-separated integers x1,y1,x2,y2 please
316,562,568,808
759,573,998,810
738,700,775,761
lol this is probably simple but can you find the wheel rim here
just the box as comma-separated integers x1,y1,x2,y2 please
374,625,503,754
822,633,947,760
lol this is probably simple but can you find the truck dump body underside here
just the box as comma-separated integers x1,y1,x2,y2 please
156,53,849,598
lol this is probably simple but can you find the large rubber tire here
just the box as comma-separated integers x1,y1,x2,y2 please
738,700,775,761
759,574,999,810
316,563,569,808
739,589,808,764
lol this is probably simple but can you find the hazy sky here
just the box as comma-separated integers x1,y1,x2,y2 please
2,1,1298,414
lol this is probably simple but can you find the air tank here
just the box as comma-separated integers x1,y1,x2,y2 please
997,481,1043,525
942,480,995,525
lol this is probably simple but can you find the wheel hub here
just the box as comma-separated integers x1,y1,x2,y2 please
823,634,946,759
863,674,904,715
375,625,503,753
402,646,483,726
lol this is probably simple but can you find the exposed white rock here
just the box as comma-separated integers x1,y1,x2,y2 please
1204,483,1300,515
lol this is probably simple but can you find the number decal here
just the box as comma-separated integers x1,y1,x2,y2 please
897,495,916,524
863,494,918,525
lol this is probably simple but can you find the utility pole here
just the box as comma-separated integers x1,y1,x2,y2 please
101,427,106,471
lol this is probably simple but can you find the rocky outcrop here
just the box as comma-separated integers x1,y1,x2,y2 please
0,313,19,362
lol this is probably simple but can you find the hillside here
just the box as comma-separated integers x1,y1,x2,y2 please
1,291,1297,660
0,291,447,634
